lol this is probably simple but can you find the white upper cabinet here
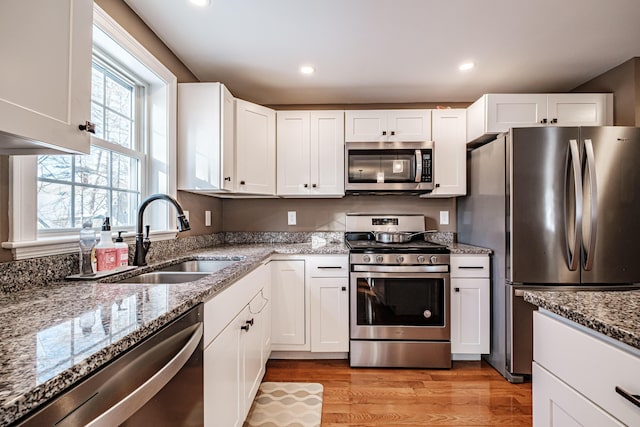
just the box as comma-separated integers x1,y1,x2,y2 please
277,110,344,197
235,99,276,195
178,82,235,192
0,0,93,154
467,93,613,143
345,109,431,142
423,109,467,197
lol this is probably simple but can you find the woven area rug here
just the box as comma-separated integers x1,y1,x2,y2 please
243,382,323,427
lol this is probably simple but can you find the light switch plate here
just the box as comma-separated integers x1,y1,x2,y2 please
287,211,297,226
439,210,449,225
205,210,211,226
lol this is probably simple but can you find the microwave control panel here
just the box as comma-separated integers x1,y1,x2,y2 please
421,151,433,183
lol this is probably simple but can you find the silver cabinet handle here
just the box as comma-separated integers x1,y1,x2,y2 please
565,139,583,271
583,139,598,271
86,323,203,427
616,386,640,409
317,266,343,269
458,266,485,269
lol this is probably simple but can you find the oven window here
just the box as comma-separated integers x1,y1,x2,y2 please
347,150,416,183
356,277,445,326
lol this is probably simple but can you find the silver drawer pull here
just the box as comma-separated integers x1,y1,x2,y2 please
317,266,343,269
616,386,640,409
458,266,485,269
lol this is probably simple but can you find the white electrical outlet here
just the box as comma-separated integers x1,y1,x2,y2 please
184,210,190,221
205,210,211,226
287,211,297,226
439,210,449,225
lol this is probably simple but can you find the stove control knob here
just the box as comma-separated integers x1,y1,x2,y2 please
417,255,426,263
429,256,438,264
396,255,404,264
375,255,384,263
363,255,371,263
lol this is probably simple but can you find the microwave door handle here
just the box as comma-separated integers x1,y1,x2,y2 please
414,150,422,183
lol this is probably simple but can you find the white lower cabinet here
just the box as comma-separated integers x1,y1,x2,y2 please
203,265,270,427
533,363,623,427
309,256,349,352
533,311,640,427
270,255,349,355
270,259,308,350
450,254,490,358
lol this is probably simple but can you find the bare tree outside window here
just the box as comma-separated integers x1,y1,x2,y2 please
37,60,143,232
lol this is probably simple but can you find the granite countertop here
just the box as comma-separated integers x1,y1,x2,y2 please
446,242,492,255
0,241,348,426
524,289,640,351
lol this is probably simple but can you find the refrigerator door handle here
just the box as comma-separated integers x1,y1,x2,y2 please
583,139,598,271
565,139,583,271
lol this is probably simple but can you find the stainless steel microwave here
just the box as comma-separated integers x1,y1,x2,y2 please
345,141,434,193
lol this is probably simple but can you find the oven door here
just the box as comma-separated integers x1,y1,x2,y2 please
350,269,450,341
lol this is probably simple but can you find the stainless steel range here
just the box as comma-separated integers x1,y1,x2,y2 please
345,214,451,369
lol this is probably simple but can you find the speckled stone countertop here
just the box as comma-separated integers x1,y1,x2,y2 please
524,290,640,351
445,242,492,255
0,241,347,426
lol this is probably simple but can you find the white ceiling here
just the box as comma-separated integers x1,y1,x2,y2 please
123,0,640,106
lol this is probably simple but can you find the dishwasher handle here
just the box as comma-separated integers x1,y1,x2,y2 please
86,323,203,427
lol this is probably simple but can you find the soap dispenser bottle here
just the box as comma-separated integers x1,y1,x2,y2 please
95,217,117,271
115,231,129,268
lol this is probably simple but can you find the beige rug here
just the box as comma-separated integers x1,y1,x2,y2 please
244,382,323,427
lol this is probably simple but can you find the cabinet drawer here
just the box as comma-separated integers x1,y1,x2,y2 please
307,256,349,277
534,311,640,426
450,255,490,278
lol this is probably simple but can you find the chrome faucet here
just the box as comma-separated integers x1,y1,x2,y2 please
133,193,191,266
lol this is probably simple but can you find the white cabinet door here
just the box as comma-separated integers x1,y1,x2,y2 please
426,109,466,197
547,93,612,126
387,109,432,141
345,110,388,142
310,111,345,196
345,110,431,142
450,278,490,354
277,111,311,195
485,94,549,131
204,311,242,427
310,277,349,352
450,254,490,356
0,0,92,154
178,82,234,191
235,99,276,194
271,260,308,349
242,296,265,420
533,362,624,427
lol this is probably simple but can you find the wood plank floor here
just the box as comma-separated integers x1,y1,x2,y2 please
263,359,532,426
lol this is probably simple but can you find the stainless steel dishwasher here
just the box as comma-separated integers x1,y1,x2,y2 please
16,304,204,426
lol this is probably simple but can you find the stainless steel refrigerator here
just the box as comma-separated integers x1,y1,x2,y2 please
458,126,640,383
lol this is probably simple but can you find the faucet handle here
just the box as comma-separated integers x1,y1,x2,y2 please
144,225,150,239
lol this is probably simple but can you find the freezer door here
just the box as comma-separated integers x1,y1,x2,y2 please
509,127,582,284
580,127,640,284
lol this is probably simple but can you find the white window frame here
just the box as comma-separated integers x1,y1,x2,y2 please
2,5,178,260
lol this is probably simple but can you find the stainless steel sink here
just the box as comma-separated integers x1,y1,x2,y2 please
158,260,238,273
116,271,210,284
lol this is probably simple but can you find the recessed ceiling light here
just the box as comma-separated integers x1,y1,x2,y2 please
459,62,475,71
189,0,210,6
300,65,315,75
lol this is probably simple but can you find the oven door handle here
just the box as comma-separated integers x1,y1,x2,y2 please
352,264,449,273
414,149,422,183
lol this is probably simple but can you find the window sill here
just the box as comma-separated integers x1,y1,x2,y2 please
2,230,178,260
